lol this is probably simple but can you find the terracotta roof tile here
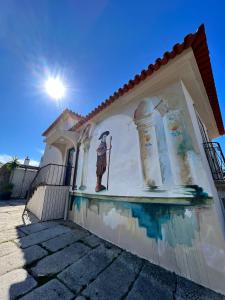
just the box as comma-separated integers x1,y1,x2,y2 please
72,25,224,135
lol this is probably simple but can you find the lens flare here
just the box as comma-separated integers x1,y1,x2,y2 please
44,76,66,100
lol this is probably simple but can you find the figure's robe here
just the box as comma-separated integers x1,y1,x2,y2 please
96,141,107,176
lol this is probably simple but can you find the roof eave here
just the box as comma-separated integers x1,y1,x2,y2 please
72,24,224,136
191,25,224,136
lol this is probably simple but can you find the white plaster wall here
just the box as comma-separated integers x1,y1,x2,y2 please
75,82,215,198
85,114,142,195
69,80,225,295
160,82,212,194
40,144,63,167
42,186,69,220
70,195,225,295
27,186,46,219
181,81,225,234
27,185,69,220
59,116,77,131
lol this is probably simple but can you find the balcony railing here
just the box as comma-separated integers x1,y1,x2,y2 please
203,142,225,182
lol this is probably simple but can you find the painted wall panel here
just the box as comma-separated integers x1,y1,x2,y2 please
66,81,225,295
69,196,225,294
40,144,63,167
74,82,212,199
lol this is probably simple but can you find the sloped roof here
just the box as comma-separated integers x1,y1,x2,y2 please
72,24,224,135
42,109,82,136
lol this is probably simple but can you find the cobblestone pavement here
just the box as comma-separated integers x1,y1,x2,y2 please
0,199,224,300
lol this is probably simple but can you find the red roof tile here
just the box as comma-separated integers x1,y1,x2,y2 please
72,24,224,135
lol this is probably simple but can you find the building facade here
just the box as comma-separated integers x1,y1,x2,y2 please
27,25,225,295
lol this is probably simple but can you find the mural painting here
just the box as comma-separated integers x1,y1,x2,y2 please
87,94,209,197
67,83,225,294
71,195,200,247
95,131,112,192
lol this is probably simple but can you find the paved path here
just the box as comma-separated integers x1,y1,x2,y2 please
0,199,224,300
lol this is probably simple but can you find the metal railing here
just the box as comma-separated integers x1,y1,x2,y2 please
26,163,74,200
203,142,225,182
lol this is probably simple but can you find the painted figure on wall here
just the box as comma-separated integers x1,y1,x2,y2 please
95,131,112,192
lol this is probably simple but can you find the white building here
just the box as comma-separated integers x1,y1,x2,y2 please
27,25,225,295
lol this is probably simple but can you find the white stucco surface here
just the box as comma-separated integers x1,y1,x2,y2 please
39,49,225,295
27,186,69,221
67,80,225,295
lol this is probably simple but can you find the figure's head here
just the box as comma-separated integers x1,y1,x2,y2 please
99,131,110,141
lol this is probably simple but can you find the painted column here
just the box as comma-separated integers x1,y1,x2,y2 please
154,102,174,187
163,109,194,186
134,99,162,189
79,139,90,190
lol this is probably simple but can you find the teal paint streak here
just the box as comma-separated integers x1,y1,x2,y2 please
71,196,206,247
185,185,209,199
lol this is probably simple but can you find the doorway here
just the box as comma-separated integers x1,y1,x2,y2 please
64,148,75,186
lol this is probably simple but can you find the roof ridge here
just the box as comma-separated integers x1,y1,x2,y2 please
67,109,83,120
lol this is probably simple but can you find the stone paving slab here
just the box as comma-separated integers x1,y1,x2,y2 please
42,229,89,252
175,276,225,300
19,221,57,235
0,207,23,213
126,261,176,300
0,241,19,257
0,212,13,219
31,242,90,277
15,225,71,248
0,200,26,208
0,228,25,243
0,224,24,232
81,234,102,248
0,269,37,300
5,211,24,217
0,245,48,275
82,251,143,300
0,221,25,232
58,244,121,294
0,214,23,222
1,201,225,300
58,220,88,230
20,279,74,300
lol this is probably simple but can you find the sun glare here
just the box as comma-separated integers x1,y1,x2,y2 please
44,77,66,100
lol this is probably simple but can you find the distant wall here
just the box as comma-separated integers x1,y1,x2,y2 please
10,167,38,198
0,165,11,187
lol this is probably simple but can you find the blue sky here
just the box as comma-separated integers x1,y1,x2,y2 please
0,0,225,165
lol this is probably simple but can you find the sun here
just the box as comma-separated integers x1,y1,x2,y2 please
44,76,66,100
